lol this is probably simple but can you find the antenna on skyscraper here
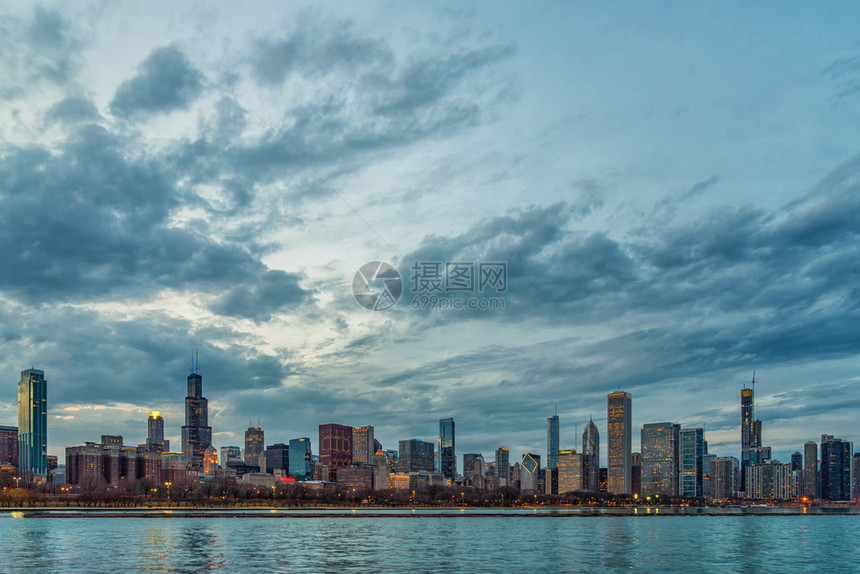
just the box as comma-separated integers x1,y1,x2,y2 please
257,417,261,428
752,370,756,393
555,402,558,416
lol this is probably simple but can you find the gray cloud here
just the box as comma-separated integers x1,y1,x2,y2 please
110,45,205,118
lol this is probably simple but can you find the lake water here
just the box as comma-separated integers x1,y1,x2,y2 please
1,512,858,572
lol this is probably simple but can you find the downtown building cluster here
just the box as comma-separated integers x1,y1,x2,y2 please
1,365,858,504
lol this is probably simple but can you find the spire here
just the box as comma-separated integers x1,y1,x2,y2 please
752,370,755,393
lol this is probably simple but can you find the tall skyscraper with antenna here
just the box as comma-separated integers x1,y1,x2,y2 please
547,411,560,470
740,372,756,493
181,352,211,470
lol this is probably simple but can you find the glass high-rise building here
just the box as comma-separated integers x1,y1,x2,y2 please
181,356,211,470
495,447,510,486
641,422,680,497
289,437,312,479
245,424,265,465
582,418,599,492
319,423,353,481
820,435,854,501
352,426,375,466
711,456,738,500
679,428,704,498
439,418,455,480
18,368,47,477
546,415,560,470
520,453,541,491
607,391,632,494
398,439,434,473
265,443,289,474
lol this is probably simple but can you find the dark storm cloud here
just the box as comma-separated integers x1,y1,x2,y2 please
0,122,310,320
45,96,102,124
110,45,205,118
0,7,82,99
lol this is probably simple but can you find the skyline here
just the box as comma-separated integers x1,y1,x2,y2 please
3,363,846,472
2,2,860,465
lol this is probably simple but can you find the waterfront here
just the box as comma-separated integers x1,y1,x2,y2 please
1,514,858,573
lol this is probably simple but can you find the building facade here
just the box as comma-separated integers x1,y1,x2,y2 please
547,415,559,470
398,439,435,473
0,425,18,470
18,369,47,477
181,357,211,470
582,418,599,492
641,422,680,497
289,437,312,479
244,424,265,465
319,424,353,481
679,428,704,498
439,418,456,480
495,447,510,486
520,453,541,492
352,426,375,466
558,449,583,494
607,391,632,494
820,435,854,501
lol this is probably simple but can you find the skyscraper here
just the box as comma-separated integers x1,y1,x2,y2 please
398,439,435,473
802,440,818,499
641,422,680,497
289,437,312,479
18,368,47,477
147,411,169,452
352,426,375,466
439,417,456,480
820,435,854,501
181,355,211,470
582,418,599,492
265,443,289,474
319,423,353,481
0,425,18,470
547,414,559,470
607,391,632,494
495,447,510,486
711,456,739,500
520,453,541,491
558,449,583,494
244,423,264,465
740,376,755,492
679,427,704,498
463,453,484,485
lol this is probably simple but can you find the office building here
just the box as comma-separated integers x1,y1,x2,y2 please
147,411,169,452
820,435,854,501
520,453,541,492
547,414,559,470
221,446,241,462
711,456,738,500
495,447,510,486
352,426,375,466
181,356,212,470
463,453,484,486
641,422,680,497
583,418,599,492
0,425,18,469
439,418,456,480
289,437,312,479
319,423,353,481
558,449,583,494
607,391,632,494
746,461,797,500
803,441,818,499
790,451,802,471
740,376,759,492
398,439,434,473
244,423,264,465
631,451,642,496
18,369,48,477
265,443,289,474
679,428,704,498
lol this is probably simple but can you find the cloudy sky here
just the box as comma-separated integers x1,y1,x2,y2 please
1,2,859,468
